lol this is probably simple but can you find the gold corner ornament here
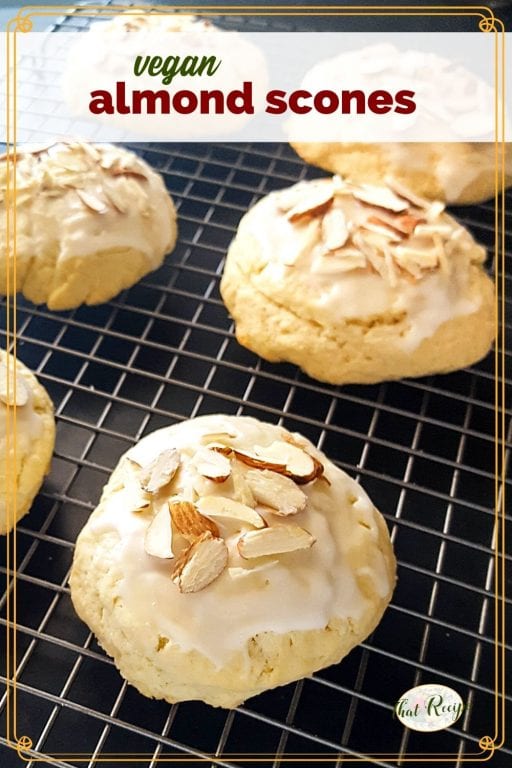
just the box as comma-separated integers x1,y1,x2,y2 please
14,14,33,33
478,12,498,33
15,734,33,758
478,735,496,754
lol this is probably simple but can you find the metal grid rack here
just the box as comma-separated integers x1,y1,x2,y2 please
1,5,511,767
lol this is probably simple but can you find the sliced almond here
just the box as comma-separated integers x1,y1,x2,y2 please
230,460,256,507
200,430,239,446
352,184,409,213
212,441,323,484
194,447,231,483
138,448,181,494
144,506,173,558
321,206,349,250
414,223,453,237
238,524,316,559
123,475,152,512
384,176,431,209
169,499,219,541
425,201,446,222
73,141,101,162
196,495,265,528
245,470,307,516
75,189,109,214
363,217,403,241
390,214,424,236
276,183,309,213
103,185,129,214
287,184,334,222
211,444,285,474
255,440,324,484
0,364,28,407
171,532,228,593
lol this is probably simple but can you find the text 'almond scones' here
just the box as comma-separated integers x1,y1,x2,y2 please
70,414,396,708
0,351,55,534
221,176,494,384
0,141,177,310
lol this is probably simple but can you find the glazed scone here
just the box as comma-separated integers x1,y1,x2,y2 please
70,414,396,708
0,350,55,534
0,141,177,310
288,45,511,204
220,176,494,385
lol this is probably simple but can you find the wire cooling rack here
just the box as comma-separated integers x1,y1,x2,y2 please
1,4,511,767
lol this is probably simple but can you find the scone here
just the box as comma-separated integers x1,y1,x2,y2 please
221,176,495,385
70,414,396,708
288,44,511,205
0,350,55,534
0,141,177,310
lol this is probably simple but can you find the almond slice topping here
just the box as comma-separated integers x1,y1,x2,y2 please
321,206,349,250
196,495,265,529
138,448,181,494
0,364,29,407
212,441,323,484
144,506,173,558
384,176,431,210
238,524,316,559
200,430,239,446
169,500,219,541
171,532,228,593
123,475,152,512
194,447,231,483
352,184,409,213
75,189,109,214
254,440,324,484
245,470,307,516
287,184,334,222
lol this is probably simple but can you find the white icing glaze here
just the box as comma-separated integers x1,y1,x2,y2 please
89,415,393,667
0,142,176,267
289,43,496,141
234,178,486,352
0,357,45,460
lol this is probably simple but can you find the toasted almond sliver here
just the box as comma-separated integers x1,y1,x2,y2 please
194,447,231,483
75,188,109,214
123,475,152,512
276,183,309,213
287,184,334,222
171,532,228,592
425,201,446,222
390,214,424,236
237,524,316,559
352,184,409,213
212,442,323,484
230,460,256,507
0,364,29,407
196,495,265,529
245,470,307,516
144,506,173,558
363,218,403,241
414,223,453,237
169,499,219,541
200,430,239,447
139,448,181,494
321,206,349,250
384,176,431,210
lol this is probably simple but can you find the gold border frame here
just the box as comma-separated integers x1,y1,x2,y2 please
2,3,507,763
